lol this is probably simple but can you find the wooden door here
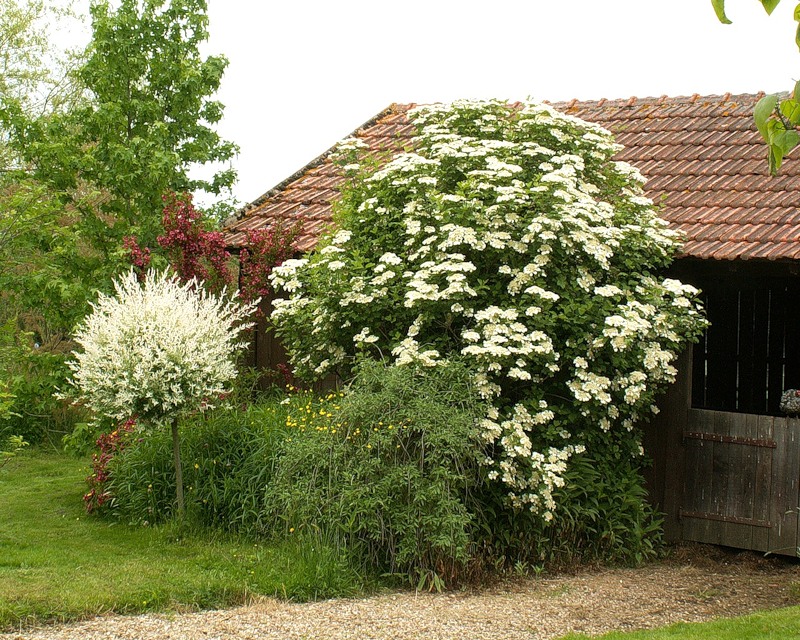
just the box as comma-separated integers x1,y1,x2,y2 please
680,409,800,557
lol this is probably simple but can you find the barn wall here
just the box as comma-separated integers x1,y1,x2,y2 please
643,348,692,543
250,293,339,393
643,257,800,556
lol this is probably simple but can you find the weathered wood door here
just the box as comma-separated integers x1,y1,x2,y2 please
680,409,800,557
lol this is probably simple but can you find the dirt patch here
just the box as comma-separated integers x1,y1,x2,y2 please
4,544,800,640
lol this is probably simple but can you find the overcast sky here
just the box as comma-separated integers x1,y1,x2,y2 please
70,1,800,207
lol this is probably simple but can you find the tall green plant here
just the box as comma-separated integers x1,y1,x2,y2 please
0,0,83,172
14,0,238,251
264,360,488,588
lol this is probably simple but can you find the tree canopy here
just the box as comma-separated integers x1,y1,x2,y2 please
11,0,238,249
0,0,239,442
0,0,82,171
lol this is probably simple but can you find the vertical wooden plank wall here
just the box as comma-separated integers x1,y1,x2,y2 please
644,349,692,542
681,410,716,544
751,414,774,551
253,294,340,393
253,294,290,388
768,417,800,555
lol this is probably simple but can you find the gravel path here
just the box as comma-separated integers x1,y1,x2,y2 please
3,545,799,640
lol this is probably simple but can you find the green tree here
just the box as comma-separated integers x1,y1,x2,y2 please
0,1,91,441
0,181,99,333
0,178,99,443
11,0,238,255
712,0,800,173
0,0,83,171
0,0,239,443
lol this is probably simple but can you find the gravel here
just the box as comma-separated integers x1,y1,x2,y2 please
3,545,799,640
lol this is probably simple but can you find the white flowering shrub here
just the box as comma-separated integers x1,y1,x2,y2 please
67,269,256,423
270,99,707,519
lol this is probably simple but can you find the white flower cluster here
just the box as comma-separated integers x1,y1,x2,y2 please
269,258,308,293
269,98,708,517
404,254,477,307
461,306,557,395
68,270,257,423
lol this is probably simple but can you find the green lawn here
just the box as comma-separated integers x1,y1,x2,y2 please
0,450,364,629
558,605,800,639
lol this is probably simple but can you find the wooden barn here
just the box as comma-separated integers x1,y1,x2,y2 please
223,93,800,557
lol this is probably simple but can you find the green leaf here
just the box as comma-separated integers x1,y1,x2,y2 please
761,0,781,15
765,118,800,174
796,17,800,50
711,0,733,23
776,127,800,155
754,94,779,139
780,98,800,124
766,118,800,152
769,143,783,175
794,4,800,48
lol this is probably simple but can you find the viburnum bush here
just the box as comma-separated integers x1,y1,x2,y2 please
270,99,707,519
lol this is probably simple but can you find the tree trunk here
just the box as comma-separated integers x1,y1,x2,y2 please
171,417,184,519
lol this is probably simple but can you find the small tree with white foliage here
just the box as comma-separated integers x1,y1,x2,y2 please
67,269,256,517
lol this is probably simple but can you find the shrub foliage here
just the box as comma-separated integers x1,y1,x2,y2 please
264,359,487,587
107,401,291,527
108,361,489,587
269,99,707,517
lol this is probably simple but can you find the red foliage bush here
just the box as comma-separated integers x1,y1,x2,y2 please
156,192,234,294
84,417,137,513
239,220,303,311
124,191,302,305
122,236,151,281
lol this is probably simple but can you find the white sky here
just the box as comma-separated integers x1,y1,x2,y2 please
65,0,800,207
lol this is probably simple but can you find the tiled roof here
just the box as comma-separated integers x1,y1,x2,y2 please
224,93,800,261
224,104,416,252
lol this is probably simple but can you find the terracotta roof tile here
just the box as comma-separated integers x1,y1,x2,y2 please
224,93,800,262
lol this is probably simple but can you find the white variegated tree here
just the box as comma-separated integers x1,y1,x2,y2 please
67,269,256,517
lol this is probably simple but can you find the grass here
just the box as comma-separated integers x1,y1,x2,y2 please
0,449,366,630
557,606,800,640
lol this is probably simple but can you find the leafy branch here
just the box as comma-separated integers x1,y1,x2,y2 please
712,0,800,173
